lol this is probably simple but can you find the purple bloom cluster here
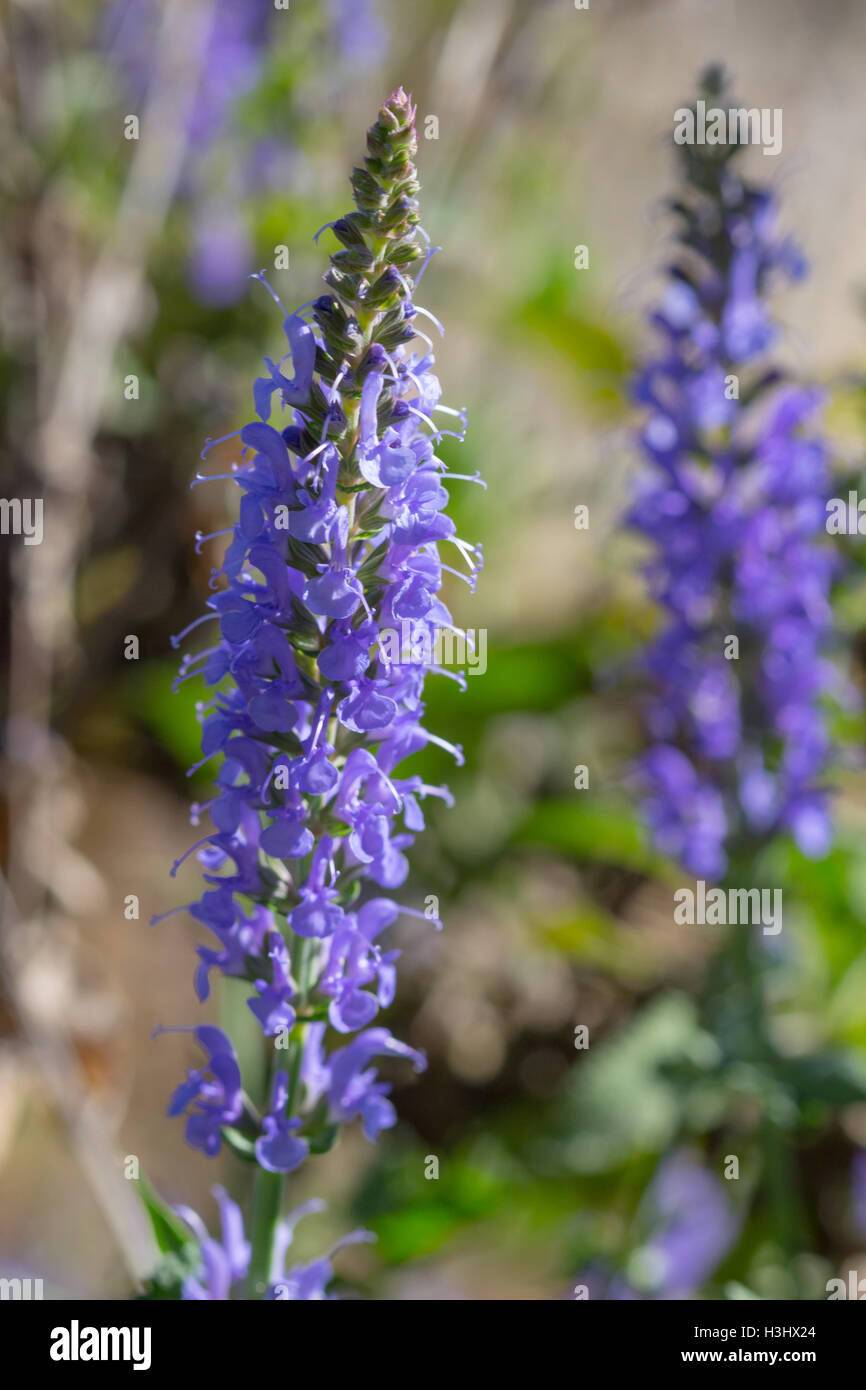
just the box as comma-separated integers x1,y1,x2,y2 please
175,1188,373,1300
155,90,478,1192
102,0,386,304
852,1150,866,1239
103,0,271,144
629,90,834,879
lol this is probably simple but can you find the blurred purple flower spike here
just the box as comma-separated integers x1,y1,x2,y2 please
629,71,835,878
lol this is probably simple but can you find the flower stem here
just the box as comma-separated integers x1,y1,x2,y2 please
722,890,808,1291
245,932,316,1298
246,1168,285,1298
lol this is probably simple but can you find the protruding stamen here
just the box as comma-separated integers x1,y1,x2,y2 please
423,730,465,766
170,612,218,650
195,528,234,553
200,432,242,460
439,470,486,489
249,269,288,313
170,835,217,877
412,304,445,337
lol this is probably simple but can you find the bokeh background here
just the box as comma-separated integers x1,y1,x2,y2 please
3,0,866,1300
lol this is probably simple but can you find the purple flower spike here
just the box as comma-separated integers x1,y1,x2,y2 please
629,71,835,878
152,90,473,1300
165,91,472,1157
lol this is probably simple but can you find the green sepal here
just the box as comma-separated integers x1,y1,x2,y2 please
342,877,363,907
297,1003,331,1023
307,1124,340,1156
222,1126,259,1161
286,537,327,577
324,820,352,839
335,476,373,495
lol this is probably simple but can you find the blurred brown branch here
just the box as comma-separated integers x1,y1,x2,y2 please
3,0,214,1287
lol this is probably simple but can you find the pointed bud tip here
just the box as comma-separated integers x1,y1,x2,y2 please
382,86,416,126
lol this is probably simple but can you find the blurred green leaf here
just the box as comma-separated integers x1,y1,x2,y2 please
513,797,659,872
552,995,710,1172
122,659,205,778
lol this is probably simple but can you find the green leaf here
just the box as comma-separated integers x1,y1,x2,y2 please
135,1172,195,1255
551,994,712,1171
373,1205,461,1263
777,1052,866,1109
513,797,661,873
121,660,204,778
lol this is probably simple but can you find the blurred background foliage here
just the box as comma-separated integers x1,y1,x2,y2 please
3,0,866,1299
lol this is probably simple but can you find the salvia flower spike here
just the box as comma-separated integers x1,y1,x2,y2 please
151,89,478,1299
629,67,834,881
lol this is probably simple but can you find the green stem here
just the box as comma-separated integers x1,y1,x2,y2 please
761,1111,803,1265
723,893,807,1289
245,1167,285,1298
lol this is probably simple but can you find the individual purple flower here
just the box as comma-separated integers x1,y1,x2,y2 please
164,1025,244,1158
255,1071,309,1174
267,1207,376,1302
175,1186,250,1301
318,897,402,1033
301,1023,427,1142
247,932,296,1037
629,71,835,878
176,1192,373,1301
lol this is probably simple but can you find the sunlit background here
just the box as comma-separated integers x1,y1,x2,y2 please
3,0,866,1300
